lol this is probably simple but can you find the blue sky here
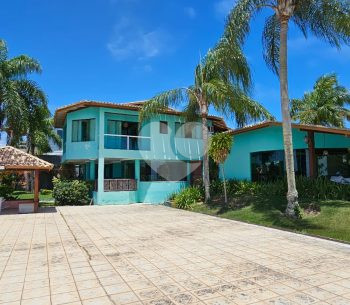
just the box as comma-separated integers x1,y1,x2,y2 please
2,0,350,128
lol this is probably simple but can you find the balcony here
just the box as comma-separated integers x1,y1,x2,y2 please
104,134,151,151
95,179,137,192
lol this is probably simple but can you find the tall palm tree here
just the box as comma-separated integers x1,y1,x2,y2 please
0,39,45,145
291,74,350,127
140,44,273,202
223,0,350,217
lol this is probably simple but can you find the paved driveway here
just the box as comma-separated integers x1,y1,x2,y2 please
1,205,350,305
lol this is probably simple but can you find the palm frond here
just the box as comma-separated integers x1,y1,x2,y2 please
139,88,188,122
6,55,42,78
203,79,274,127
14,79,48,108
224,0,263,46
293,0,350,48
205,39,252,91
182,89,200,122
291,73,350,127
0,40,8,62
262,13,280,75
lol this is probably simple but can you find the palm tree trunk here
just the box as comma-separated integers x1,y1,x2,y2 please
279,17,299,217
222,165,227,205
201,101,210,202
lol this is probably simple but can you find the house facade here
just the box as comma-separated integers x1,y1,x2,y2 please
223,122,350,181
54,100,227,204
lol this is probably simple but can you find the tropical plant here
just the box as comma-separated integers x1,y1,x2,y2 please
26,105,61,155
0,39,60,153
0,39,45,145
210,177,350,203
291,74,350,127
291,74,350,177
173,186,203,210
140,44,273,202
208,132,233,204
222,0,350,217
52,178,90,206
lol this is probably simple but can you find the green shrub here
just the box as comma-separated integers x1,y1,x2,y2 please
52,178,90,206
0,184,15,199
40,189,52,195
0,172,22,199
174,187,203,210
210,176,350,202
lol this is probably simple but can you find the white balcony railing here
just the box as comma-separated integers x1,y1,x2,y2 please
104,134,151,151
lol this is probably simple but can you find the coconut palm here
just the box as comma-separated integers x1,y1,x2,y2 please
291,74,350,177
223,0,350,217
140,44,273,202
0,39,46,145
291,74,350,127
26,105,61,155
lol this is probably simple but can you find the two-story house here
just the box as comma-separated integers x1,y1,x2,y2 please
53,100,227,204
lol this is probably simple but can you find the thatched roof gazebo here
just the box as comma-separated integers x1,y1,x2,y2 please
0,146,54,213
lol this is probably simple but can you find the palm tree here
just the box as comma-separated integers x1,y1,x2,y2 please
0,39,45,145
291,74,350,127
140,44,273,202
223,0,350,217
208,132,233,205
291,73,350,177
26,105,62,155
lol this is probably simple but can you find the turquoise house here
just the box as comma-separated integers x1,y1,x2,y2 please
53,100,227,204
223,122,350,181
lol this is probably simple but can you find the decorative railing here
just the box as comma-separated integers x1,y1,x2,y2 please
101,179,137,192
104,134,151,151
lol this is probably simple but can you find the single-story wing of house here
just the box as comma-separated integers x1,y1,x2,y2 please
222,121,350,182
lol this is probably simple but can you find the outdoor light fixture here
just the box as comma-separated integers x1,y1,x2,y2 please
304,135,308,144
323,150,328,156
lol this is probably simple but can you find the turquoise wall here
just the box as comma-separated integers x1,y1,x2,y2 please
64,107,99,161
223,125,350,181
138,181,188,203
63,106,212,162
93,190,137,205
92,181,188,204
63,106,209,205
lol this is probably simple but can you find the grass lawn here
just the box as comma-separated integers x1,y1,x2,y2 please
190,196,350,243
12,190,54,204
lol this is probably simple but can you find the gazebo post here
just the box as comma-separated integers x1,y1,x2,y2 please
34,169,40,212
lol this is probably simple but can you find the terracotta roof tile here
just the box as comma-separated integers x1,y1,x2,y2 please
0,146,54,170
53,100,228,131
227,121,350,136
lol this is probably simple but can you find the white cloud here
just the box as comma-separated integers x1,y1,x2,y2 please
184,7,196,19
214,0,235,17
107,18,171,60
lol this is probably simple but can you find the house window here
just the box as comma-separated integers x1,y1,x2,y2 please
250,149,307,182
175,122,201,139
104,161,135,179
160,121,168,134
72,119,95,142
140,161,187,182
